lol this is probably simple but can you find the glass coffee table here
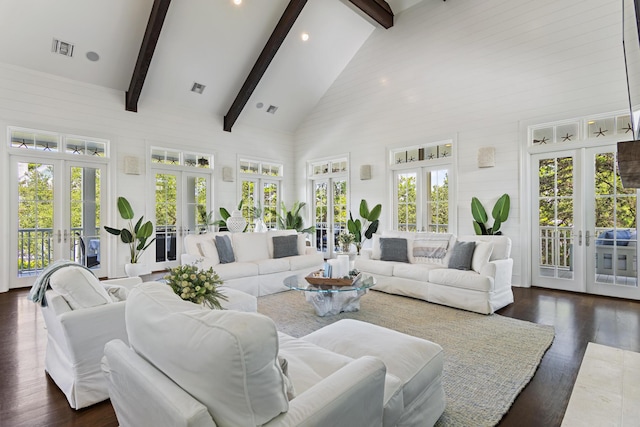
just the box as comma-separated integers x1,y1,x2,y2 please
283,273,376,317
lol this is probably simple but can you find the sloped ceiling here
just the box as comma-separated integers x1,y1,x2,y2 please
0,0,422,133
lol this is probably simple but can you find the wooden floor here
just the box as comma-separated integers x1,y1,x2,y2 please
0,287,638,427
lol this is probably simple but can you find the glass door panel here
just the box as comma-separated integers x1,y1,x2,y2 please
333,180,348,249
17,161,55,280
263,182,278,230
396,171,417,231
587,148,640,298
426,169,449,232
532,153,584,292
69,164,105,277
155,173,178,264
314,181,329,254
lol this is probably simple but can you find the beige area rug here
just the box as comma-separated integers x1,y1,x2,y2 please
258,290,555,427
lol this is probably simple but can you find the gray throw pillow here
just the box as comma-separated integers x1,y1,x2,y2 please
273,235,299,258
448,241,476,270
380,237,409,263
214,235,235,264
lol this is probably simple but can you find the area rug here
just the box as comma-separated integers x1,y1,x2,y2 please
258,290,555,427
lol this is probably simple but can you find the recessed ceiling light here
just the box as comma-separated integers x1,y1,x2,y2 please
256,102,264,109
191,82,206,94
301,32,309,42
233,0,242,5
86,51,100,62
266,105,278,114
52,38,74,57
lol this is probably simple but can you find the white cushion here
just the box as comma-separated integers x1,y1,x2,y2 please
289,253,324,270
126,283,289,427
392,263,441,282
429,268,494,292
256,258,290,275
232,233,270,262
213,262,259,280
49,266,111,309
371,234,382,260
198,238,220,265
471,241,494,273
459,235,511,261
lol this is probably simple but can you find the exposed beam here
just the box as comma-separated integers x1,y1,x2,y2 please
348,0,393,29
125,0,172,112
223,0,308,132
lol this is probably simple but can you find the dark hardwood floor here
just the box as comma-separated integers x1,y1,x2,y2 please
1,286,638,427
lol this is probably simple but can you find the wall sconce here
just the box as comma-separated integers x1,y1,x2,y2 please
222,166,234,182
124,156,141,175
477,147,495,168
360,164,372,180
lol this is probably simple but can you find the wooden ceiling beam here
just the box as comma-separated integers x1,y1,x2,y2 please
348,0,393,29
125,0,172,112
223,0,307,132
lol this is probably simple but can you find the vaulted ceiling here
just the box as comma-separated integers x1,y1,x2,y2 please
0,0,423,133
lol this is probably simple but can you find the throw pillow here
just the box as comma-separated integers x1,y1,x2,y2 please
448,241,476,271
273,235,299,258
49,266,111,309
380,237,409,263
214,235,236,264
471,241,494,273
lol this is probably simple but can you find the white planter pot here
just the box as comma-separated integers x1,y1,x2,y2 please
254,218,267,232
124,263,150,277
226,209,247,233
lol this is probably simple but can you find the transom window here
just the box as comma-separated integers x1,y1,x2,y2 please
151,147,211,169
9,127,108,157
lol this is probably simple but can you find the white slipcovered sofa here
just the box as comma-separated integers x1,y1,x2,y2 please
182,230,324,296
355,232,514,314
102,283,446,427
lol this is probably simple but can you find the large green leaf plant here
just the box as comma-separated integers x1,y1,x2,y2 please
347,199,381,254
104,197,155,263
277,201,315,234
471,193,510,235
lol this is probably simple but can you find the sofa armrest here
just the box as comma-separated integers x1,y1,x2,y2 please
265,356,386,427
304,246,317,256
58,301,128,362
480,258,513,291
181,253,202,266
103,340,216,427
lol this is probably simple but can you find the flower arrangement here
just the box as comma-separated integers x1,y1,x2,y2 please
337,232,355,252
164,263,227,309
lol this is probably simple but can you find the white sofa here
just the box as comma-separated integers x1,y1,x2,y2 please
102,283,446,427
355,232,514,314
182,230,324,296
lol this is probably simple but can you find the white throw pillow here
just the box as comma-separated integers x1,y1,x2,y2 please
233,232,270,262
198,238,220,265
49,266,111,309
371,234,382,260
126,284,289,426
471,241,494,273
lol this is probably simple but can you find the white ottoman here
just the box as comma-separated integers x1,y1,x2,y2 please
220,287,257,312
302,319,445,427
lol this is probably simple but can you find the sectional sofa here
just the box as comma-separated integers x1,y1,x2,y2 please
182,230,324,297
355,232,514,314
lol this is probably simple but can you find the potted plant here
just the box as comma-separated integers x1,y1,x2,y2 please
337,232,356,253
104,196,155,277
277,201,315,234
210,201,246,232
347,199,381,255
471,193,510,235
252,202,267,232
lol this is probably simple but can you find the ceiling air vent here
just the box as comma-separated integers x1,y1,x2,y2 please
266,105,278,114
51,38,74,57
191,82,206,94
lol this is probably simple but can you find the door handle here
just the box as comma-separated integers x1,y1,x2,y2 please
578,230,582,246
57,229,61,243
585,230,591,247
63,229,68,243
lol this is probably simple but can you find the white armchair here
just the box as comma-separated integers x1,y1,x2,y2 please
40,274,142,409
102,283,387,427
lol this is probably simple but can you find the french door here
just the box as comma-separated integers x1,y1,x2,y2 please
153,170,210,271
394,167,451,232
313,178,347,256
532,146,640,299
11,156,106,288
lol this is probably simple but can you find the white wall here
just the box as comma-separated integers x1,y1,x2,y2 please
0,63,294,289
294,0,640,286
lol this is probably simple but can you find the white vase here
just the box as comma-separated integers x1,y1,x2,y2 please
254,218,267,232
124,263,150,277
226,209,247,233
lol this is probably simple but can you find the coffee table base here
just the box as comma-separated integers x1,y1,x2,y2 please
304,289,367,316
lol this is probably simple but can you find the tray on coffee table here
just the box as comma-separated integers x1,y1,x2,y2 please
304,270,361,287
